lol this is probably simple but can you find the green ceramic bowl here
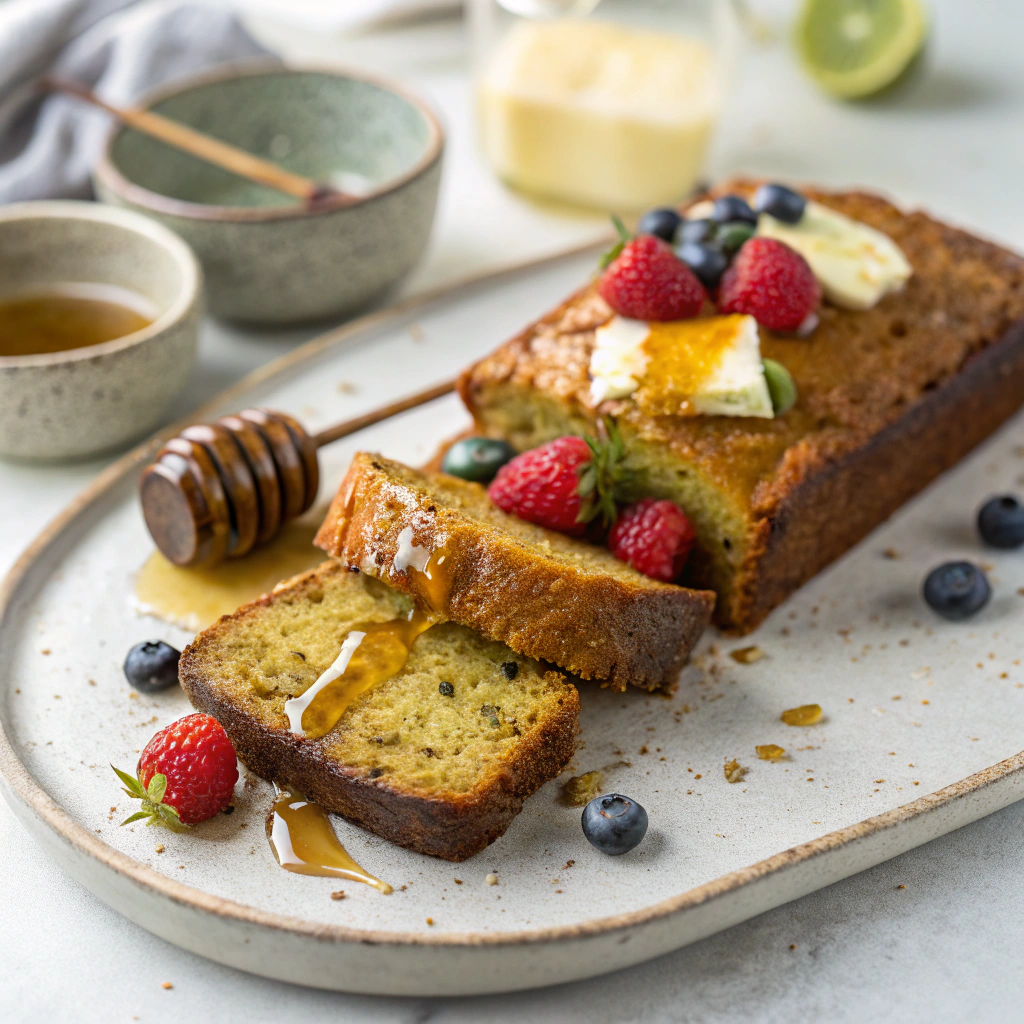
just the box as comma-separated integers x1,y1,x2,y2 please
94,63,443,324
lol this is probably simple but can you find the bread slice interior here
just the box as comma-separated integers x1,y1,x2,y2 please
180,560,579,861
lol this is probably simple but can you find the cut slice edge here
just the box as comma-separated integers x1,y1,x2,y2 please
314,452,715,691
179,560,579,861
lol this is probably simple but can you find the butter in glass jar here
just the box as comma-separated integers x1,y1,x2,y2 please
471,0,737,212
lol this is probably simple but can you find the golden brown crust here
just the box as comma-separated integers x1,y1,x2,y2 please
179,563,580,861
459,182,1024,632
314,453,715,690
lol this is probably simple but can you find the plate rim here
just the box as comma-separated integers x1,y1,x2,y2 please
3,245,1024,952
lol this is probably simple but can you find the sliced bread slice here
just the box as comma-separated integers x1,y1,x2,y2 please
314,452,716,691
179,560,579,861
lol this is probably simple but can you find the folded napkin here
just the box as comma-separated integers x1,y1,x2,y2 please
0,0,273,204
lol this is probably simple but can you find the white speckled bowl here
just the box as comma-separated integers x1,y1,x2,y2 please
0,202,202,462
93,64,444,324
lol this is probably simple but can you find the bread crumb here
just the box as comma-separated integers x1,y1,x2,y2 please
694,773,702,779
882,548,900,559
897,884,906,890
426,917,434,926
161,982,173,990
723,760,746,784
730,646,765,664
330,891,346,901
41,648,51,655
560,769,603,806
454,878,463,885
154,844,164,854
486,873,498,886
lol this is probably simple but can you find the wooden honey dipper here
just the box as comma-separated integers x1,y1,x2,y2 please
140,379,456,567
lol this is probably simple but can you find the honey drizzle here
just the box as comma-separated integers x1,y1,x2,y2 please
285,608,435,739
267,786,392,893
635,314,749,417
281,527,453,740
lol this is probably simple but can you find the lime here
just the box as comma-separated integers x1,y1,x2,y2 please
795,0,928,99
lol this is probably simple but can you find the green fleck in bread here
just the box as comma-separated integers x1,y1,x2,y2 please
459,181,1024,633
314,452,715,692
179,561,579,861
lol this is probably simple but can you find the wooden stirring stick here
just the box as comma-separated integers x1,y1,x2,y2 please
41,77,351,205
140,378,457,568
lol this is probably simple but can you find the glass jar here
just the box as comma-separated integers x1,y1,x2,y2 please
469,0,738,213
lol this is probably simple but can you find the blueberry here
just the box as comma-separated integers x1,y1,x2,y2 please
637,207,682,243
675,217,715,246
581,793,648,855
441,437,517,484
677,241,729,290
753,183,807,224
977,495,1024,549
715,220,756,254
923,562,991,621
712,194,757,225
123,641,181,693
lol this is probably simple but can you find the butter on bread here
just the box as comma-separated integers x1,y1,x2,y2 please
314,452,715,692
459,182,1024,633
179,561,578,861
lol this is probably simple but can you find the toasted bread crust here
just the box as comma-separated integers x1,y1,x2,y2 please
459,183,1024,633
314,453,715,690
179,564,580,861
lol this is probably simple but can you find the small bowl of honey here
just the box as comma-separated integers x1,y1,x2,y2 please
0,200,202,461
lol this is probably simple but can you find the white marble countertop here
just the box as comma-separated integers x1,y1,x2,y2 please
5,1,1024,1019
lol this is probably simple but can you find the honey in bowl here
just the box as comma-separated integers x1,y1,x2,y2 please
0,284,157,358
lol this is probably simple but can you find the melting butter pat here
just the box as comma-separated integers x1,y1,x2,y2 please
590,313,774,419
758,201,911,311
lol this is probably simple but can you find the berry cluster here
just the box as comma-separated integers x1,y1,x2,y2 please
487,423,696,583
601,184,820,333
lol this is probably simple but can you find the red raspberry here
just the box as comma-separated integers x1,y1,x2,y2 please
600,235,706,321
608,498,697,583
717,237,820,332
488,436,594,535
114,713,238,827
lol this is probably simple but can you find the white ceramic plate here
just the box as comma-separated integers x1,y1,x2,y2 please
3,248,1024,996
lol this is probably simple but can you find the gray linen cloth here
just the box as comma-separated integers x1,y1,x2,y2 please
0,0,273,203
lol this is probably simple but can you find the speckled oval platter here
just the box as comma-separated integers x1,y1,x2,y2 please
2,247,1024,996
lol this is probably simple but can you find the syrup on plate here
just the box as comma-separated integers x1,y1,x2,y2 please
134,519,324,632
267,786,392,893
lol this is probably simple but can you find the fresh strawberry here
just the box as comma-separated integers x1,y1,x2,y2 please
113,713,238,828
608,498,697,583
488,422,630,535
717,237,820,332
599,235,706,321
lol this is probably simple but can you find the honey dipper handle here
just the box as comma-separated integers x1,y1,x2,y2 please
312,379,457,449
42,78,346,204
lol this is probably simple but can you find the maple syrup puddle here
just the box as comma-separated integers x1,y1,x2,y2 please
268,786,392,893
134,519,324,632
285,607,434,739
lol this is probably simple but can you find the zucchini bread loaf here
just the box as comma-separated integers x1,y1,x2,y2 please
180,562,579,860
459,183,1024,633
